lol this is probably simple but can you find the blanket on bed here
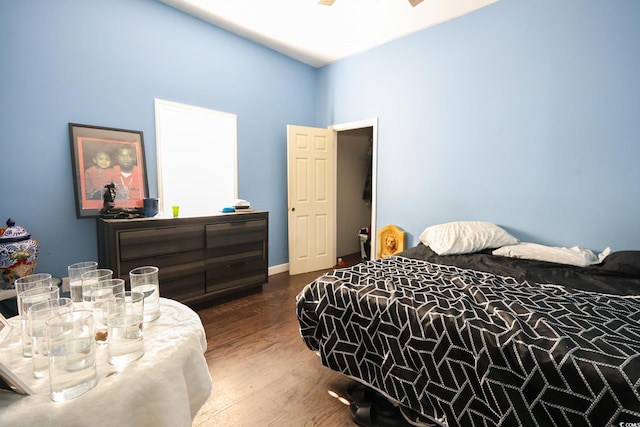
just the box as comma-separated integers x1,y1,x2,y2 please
296,256,640,427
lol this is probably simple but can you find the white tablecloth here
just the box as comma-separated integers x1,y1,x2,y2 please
0,298,212,427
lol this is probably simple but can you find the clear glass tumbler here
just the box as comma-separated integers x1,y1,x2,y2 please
46,310,97,402
129,266,160,323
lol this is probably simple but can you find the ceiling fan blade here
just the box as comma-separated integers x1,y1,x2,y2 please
318,0,421,7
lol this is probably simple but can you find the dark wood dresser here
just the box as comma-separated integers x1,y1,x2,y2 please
96,211,268,307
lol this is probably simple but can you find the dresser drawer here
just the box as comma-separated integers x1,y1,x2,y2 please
205,218,267,248
158,272,206,301
119,225,205,260
205,259,267,294
118,251,205,283
205,241,264,263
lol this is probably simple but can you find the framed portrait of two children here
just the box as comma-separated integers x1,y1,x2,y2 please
69,123,149,218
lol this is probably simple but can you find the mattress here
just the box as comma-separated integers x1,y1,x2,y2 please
296,246,640,426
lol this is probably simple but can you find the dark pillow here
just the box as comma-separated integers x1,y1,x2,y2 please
597,251,640,276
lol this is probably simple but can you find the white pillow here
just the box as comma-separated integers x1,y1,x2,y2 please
492,242,611,267
419,221,518,255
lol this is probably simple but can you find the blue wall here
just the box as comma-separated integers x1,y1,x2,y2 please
318,0,640,252
1,0,639,280
0,0,315,278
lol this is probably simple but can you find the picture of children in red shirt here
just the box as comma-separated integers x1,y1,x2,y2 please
71,124,148,218
84,150,117,199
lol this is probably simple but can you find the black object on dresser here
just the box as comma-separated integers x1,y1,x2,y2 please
97,211,268,307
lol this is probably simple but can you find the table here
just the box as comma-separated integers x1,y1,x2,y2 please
0,298,212,427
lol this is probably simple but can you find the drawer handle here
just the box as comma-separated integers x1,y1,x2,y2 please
156,252,179,259
227,261,248,268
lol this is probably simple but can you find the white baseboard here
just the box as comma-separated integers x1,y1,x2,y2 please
268,263,289,276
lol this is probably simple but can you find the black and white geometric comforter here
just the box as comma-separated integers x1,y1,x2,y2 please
296,256,640,427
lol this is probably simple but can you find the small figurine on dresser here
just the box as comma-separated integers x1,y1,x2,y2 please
102,182,116,213
100,182,142,219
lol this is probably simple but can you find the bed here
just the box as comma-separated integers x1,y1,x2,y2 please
296,222,640,427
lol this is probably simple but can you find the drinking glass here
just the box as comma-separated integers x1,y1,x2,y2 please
67,261,98,308
90,278,125,343
18,285,59,357
14,273,53,297
106,289,144,366
28,298,73,378
108,290,145,319
46,310,97,402
80,268,113,309
129,266,160,322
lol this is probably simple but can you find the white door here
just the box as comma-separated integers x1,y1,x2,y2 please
287,125,336,275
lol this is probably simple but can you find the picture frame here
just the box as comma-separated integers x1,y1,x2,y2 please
0,314,33,395
0,360,35,396
0,312,11,345
69,123,149,218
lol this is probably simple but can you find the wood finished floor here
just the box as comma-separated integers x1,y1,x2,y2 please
192,254,365,427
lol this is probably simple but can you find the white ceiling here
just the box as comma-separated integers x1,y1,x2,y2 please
158,0,498,67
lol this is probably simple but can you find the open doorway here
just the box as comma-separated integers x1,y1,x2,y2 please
336,127,372,263
335,125,375,265
286,120,376,275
